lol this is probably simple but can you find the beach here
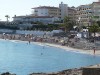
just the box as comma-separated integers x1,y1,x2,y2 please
33,42,100,56
0,34,100,75
0,33,100,56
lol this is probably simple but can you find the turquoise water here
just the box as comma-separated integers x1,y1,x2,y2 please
0,39,100,75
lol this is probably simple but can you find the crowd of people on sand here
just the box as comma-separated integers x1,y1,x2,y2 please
0,33,71,45
0,33,99,51
0,33,99,56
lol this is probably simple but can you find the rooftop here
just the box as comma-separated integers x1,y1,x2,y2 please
92,2,100,4
13,16,54,18
32,6,59,9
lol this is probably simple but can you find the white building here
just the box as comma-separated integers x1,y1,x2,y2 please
32,6,60,17
32,7,49,16
13,15,60,24
32,2,69,21
59,2,68,20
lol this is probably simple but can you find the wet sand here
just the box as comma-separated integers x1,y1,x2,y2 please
33,42,100,56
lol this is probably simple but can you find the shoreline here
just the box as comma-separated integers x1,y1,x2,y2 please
33,42,100,56
1,38,100,56
0,38,100,75
0,33,100,56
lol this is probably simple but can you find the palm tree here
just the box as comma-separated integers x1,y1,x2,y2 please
88,23,100,42
5,15,10,22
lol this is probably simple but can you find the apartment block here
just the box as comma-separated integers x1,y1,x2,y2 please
68,7,76,21
76,4,92,26
13,1,100,26
76,1,100,26
91,2,100,21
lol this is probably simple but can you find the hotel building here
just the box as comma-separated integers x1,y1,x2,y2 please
91,2,100,21
13,2,71,24
13,1,100,27
76,1,100,26
68,7,76,21
13,15,60,24
76,4,92,26
59,2,68,20
31,2,69,21
32,6,60,18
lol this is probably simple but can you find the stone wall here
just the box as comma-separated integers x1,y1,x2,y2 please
82,68,100,75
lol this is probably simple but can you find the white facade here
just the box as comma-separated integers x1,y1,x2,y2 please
59,2,68,20
32,2,74,21
13,16,60,24
34,8,49,16
32,6,60,17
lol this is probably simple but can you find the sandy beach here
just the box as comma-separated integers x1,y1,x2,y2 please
32,41,100,56
1,38,100,56
0,33,99,56
0,36,100,75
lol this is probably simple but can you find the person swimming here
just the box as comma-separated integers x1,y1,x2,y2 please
41,53,43,55
43,46,45,49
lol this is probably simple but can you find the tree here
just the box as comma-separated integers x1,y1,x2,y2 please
88,23,100,42
61,16,74,32
5,15,10,22
97,21,100,27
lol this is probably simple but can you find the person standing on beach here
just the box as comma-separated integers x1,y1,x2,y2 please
29,40,30,44
93,47,96,55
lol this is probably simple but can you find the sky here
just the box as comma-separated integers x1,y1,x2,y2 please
0,0,98,21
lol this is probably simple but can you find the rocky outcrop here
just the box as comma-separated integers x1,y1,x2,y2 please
0,72,16,75
30,68,82,75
